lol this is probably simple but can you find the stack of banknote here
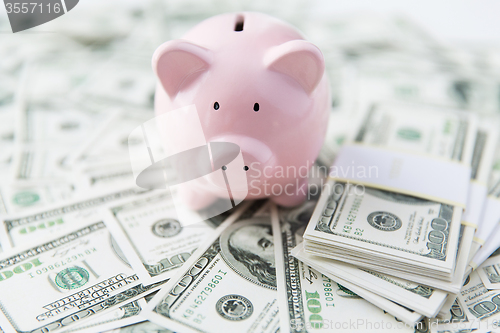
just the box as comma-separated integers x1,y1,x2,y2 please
1,0,500,332
296,102,500,313
304,102,477,280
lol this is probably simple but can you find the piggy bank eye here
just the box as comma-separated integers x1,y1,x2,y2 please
214,102,220,110
253,103,259,112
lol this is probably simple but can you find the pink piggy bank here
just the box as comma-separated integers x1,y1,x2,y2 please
152,12,330,208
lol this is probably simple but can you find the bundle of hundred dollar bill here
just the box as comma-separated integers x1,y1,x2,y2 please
2,1,500,333
294,101,500,328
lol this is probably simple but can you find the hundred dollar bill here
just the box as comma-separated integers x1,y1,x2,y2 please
12,90,113,181
12,145,74,181
456,271,500,331
430,298,479,333
67,110,152,168
353,70,494,119
24,53,103,104
476,249,500,290
104,191,249,284
467,226,500,281
0,211,164,333
467,140,500,273
0,185,151,250
436,291,466,320
291,243,423,326
450,271,500,332
142,200,281,333
97,291,174,333
0,103,15,185
271,201,417,332
64,298,146,333
467,119,500,262
303,222,472,295
430,121,500,317
352,102,476,162
0,181,76,214
317,111,358,168
291,246,448,316
76,54,156,108
69,291,172,333
16,100,108,148
75,163,137,193
304,180,463,279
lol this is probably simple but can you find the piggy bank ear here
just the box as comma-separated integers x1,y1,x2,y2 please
152,40,212,98
264,40,324,94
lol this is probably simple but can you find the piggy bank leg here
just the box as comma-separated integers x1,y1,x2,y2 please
271,178,308,207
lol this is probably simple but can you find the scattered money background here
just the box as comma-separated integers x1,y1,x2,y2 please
0,1,500,333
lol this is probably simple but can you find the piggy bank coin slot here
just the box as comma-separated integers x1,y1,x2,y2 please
234,15,244,32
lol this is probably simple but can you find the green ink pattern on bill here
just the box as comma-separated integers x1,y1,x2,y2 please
143,202,279,333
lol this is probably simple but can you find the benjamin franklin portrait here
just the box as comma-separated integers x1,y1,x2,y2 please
220,217,276,290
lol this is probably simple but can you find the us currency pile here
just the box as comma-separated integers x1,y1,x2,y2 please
1,0,500,332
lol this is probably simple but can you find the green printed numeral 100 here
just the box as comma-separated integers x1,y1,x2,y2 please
0,258,43,281
304,290,324,329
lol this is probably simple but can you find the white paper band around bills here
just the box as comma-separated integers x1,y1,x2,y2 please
330,145,471,208
474,196,500,243
462,182,488,229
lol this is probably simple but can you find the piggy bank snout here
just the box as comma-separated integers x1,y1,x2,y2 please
204,136,275,199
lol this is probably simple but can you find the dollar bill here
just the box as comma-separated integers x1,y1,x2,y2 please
0,102,15,184
467,120,500,263
24,53,103,103
352,69,495,118
105,190,251,284
0,185,151,250
489,145,500,199
74,163,137,194
12,85,114,181
477,250,500,290
141,200,281,333
304,180,463,279
0,181,76,214
67,110,152,168
291,243,423,326
12,145,74,181
317,111,359,168
16,100,107,148
467,129,500,263
437,294,463,319
68,291,171,333
273,195,447,317
353,102,476,163
0,211,164,333
64,299,146,333
303,221,472,295
468,226,500,278
271,200,418,332
75,54,156,108
292,248,448,317
456,271,500,331
430,297,479,332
